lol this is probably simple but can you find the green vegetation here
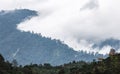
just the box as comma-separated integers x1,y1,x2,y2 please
0,53,120,74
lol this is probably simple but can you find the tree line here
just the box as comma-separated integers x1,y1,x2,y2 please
0,53,120,74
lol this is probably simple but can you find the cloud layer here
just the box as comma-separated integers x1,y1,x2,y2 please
0,0,120,54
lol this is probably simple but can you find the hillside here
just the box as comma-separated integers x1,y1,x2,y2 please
0,9,102,65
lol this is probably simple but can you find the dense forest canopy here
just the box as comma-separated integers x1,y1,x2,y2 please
0,52,120,74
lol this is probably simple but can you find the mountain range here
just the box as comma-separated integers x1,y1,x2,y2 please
0,9,119,65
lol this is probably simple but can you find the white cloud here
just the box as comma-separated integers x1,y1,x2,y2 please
0,0,120,54
98,46,112,55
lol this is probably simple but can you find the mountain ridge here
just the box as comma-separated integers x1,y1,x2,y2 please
0,9,114,65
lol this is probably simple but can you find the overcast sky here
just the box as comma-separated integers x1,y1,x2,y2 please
0,0,120,54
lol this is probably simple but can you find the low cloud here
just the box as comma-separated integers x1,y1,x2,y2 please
80,0,99,11
0,0,120,54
